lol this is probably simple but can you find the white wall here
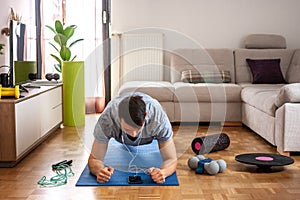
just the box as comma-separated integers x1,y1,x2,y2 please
111,0,300,49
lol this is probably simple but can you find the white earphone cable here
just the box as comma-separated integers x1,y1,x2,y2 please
121,134,149,175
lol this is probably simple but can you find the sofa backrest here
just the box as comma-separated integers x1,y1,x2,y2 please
286,49,300,83
235,34,294,84
234,49,295,84
170,48,235,83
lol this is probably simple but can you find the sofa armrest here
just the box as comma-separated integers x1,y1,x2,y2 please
275,83,300,107
275,103,300,152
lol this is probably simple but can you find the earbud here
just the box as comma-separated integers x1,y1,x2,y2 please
121,135,124,143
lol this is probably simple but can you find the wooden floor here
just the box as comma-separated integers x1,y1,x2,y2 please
0,115,300,200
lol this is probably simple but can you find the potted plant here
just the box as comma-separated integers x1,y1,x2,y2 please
46,20,83,73
46,20,85,126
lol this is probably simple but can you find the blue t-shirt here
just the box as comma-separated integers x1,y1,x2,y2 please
93,92,173,146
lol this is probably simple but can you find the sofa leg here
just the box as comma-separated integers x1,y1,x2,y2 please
221,122,243,127
277,147,290,157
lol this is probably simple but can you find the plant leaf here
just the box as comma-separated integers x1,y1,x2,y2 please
0,44,4,55
50,54,62,66
54,33,67,46
48,42,59,53
71,55,77,61
64,26,75,40
54,64,61,73
45,25,56,34
55,20,64,34
69,39,84,48
60,46,71,61
48,20,81,64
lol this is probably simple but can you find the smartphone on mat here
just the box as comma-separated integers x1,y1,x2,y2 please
127,175,143,184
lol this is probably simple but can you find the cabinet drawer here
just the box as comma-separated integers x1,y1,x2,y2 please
40,104,62,137
41,87,62,108
40,87,63,137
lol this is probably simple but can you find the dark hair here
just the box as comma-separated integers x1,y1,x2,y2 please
118,95,146,127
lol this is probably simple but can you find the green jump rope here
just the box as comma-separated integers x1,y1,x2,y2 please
37,160,74,187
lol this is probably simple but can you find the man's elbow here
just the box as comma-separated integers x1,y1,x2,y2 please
173,159,178,169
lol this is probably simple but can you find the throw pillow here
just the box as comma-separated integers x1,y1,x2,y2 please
181,70,231,83
246,58,286,84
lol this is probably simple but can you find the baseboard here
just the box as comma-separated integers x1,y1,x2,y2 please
221,122,243,127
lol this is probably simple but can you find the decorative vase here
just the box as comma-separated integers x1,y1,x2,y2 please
62,61,85,126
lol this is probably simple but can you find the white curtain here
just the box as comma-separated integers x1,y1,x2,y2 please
42,0,63,74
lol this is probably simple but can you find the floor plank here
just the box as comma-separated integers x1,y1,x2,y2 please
0,115,299,200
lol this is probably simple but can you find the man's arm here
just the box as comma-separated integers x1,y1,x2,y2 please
88,140,114,183
149,138,177,183
159,138,178,176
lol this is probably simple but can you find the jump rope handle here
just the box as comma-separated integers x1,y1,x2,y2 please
52,160,73,169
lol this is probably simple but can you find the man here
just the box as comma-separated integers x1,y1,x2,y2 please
88,92,177,184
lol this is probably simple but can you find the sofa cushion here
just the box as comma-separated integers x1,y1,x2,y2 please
286,49,300,83
275,83,300,107
170,48,235,83
118,81,174,101
243,34,287,49
234,49,294,84
181,70,231,83
246,58,286,84
238,83,286,88
173,82,241,102
241,85,282,116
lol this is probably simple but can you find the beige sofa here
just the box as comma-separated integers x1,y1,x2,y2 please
119,48,242,122
118,34,300,154
235,43,300,154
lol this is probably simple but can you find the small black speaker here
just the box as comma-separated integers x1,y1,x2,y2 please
28,73,37,80
45,73,60,81
191,133,230,154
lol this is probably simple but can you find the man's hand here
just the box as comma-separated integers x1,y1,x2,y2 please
96,166,114,183
88,140,113,183
148,167,165,184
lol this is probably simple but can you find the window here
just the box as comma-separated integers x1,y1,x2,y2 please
41,0,105,112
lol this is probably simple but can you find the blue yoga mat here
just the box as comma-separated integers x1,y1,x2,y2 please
76,139,179,186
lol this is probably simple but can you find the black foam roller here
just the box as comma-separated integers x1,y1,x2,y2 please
191,133,230,154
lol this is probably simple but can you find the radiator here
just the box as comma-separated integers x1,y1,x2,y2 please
120,33,164,83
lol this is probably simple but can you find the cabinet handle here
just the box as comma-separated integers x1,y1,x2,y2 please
52,104,62,110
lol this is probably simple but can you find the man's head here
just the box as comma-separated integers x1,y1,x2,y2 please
118,95,147,137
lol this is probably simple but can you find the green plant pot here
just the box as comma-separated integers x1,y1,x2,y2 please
14,61,36,85
62,61,85,126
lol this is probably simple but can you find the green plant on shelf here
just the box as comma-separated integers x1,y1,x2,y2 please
0,44,5,55
46,20,83,73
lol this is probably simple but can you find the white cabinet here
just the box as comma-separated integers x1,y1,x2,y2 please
15,96,41,157
15,86,62,157
39,87,62,137
0,85,62,166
